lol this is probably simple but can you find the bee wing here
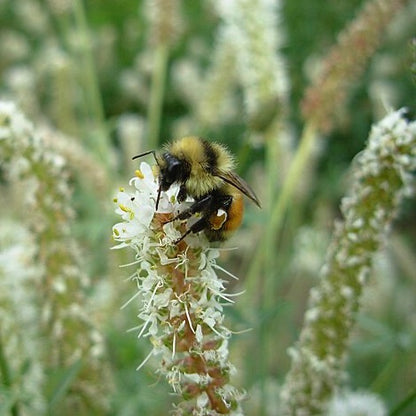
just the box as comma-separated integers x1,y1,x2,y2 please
217,171,261,208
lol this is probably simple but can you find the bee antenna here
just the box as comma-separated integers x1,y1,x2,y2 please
155,185,162,210
133,150,163,209
132,150,158,164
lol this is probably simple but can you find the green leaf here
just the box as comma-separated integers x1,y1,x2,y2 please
389,387,416,416
47,359,83,413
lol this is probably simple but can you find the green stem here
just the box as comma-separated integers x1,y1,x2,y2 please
258,124,280,416
72,0,111,165
371,353,401,394
263,120,285,306
269,122,317,237
244,122,318,301
0,333,20,416
147,43,169,150
389,386,416,416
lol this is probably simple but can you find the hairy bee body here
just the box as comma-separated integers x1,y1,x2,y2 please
133,136,260,242
160,137,234,198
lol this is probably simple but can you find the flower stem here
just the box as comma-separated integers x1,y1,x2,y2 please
0,333,20,416
244,122,318,300
147,43,169,150
72,0,111,166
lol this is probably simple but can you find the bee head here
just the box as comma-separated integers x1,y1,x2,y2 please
132,148,191,210
159,153,190,191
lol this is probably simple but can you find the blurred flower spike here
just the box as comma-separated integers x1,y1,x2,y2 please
113,162,245,415
280,109,416,414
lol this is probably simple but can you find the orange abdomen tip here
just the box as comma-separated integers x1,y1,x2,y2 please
223,193,244,232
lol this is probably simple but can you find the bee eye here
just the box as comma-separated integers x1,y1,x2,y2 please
167,159,181,176
160,153,190,190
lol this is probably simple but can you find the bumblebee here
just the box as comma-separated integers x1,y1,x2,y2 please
133,136,260,242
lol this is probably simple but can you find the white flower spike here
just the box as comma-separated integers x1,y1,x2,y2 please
113,162,245,415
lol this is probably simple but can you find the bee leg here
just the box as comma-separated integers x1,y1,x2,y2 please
166,194,213,223
174,216,209,244
177,184,187,203
216,195,233,210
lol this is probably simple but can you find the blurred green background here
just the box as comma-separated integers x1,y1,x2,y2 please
1,0,415,415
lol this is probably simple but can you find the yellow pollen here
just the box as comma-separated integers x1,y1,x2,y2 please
113,197,118,203
113,228,119,236
135,169,144,179
119,187,125,192
119,204,130,213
